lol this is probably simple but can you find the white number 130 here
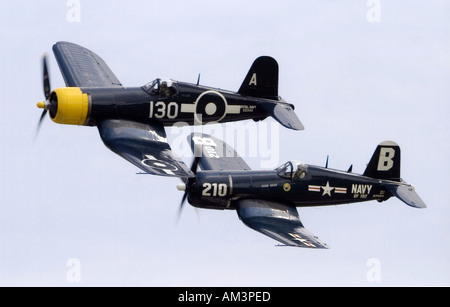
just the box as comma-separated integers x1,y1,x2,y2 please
149,101,179,119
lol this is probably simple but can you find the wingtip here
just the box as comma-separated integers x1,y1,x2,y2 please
293,121,305,131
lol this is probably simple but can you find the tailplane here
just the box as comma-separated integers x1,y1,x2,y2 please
258,100,304,130
384,184,426,208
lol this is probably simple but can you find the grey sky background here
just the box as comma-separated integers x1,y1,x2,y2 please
0,1,449,286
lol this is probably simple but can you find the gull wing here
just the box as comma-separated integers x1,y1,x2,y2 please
53,41,122,88
237,199,329,248
98,119,194,178
188,133,251,171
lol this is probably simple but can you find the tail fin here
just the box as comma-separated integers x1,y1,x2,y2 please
363,141,401,181
238,56,304,130
238,56,279,100
365,141,426,208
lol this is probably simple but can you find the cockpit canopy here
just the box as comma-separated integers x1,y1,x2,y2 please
276,161,308,180
142,78,178,97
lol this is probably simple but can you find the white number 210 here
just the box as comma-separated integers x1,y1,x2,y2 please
202,183,227,197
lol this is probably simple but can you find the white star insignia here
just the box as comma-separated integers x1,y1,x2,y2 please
321,181,334,197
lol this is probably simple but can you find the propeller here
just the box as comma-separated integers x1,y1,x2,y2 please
36,54,57,137
176,156,200,222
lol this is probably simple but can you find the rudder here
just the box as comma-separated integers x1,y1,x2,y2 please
363,141,401,181
238,56,278,100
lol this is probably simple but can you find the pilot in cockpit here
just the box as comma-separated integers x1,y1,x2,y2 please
160,80,174,97
292,163,307,179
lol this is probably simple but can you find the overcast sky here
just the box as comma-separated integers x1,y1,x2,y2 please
0,1,449,286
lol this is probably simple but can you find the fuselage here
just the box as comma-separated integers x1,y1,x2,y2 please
187,163,393,210
48,79,282,127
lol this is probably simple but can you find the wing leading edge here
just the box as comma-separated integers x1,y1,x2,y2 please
98,119,194,178
237,199,329,248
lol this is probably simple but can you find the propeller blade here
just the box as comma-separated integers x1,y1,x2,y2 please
38,109,47,127
176,157,200,222
42,55,51,100
36,54,52,140
35,109,47,140
176,157,200,223
177,191,188,223
190,156,200,174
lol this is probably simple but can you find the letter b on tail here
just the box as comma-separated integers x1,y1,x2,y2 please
363,141,401,181
377,147,395,171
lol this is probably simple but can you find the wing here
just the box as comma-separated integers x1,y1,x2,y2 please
53,41,123,88
237,199,329,248
188,133,251,171
98,119,194,178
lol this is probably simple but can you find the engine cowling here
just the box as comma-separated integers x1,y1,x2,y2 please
48,87,89,125
187,172,231,210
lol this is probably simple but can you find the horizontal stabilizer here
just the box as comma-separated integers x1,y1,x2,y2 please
259,101,304,130
385,184,427,208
